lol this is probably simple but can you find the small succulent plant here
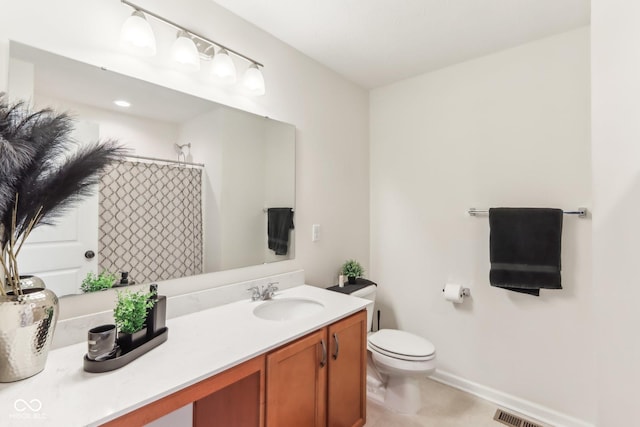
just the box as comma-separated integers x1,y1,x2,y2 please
341,259,364,278
113,289,154,334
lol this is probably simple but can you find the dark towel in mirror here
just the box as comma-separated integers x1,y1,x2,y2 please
489,208,563,296
268,208,295,255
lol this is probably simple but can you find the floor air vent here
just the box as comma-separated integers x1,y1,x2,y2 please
493,409,544,427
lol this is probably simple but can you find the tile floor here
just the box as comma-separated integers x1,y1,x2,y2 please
364,377,505,427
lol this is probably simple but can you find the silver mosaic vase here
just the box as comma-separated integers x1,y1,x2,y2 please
0,276,59,382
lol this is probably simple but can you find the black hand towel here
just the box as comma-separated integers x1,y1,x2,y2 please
268,208,295,255
489,208,563,296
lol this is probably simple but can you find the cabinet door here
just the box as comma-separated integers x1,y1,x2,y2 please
266,328,328,427
327,310,367,427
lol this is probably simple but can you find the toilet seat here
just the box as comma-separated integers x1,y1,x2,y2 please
368,329,435,362
369,347,436,374
369,343,436,362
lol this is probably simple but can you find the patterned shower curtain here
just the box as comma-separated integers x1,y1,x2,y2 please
98,160,203,284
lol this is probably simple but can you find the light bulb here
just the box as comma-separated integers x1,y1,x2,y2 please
113,100,131,108
171,31,200,71
243,64,265,96
211,48,237,84
120,10,156,56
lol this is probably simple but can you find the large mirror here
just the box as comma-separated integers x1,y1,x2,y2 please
8,42,296,297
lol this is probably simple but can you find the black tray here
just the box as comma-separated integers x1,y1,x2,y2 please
83,327,169,373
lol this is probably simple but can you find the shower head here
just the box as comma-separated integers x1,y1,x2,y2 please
174,143,191,153
174,143,191,164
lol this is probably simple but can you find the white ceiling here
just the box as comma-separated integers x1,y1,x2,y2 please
212,0,590,89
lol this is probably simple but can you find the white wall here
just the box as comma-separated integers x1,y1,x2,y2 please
179,108,224,273
33,95,179,160
0,0,369,318
591,1,640,425
263,120,296,263
180,108,295,271
370,27,593,424
6,58,33,105
217,108,266,270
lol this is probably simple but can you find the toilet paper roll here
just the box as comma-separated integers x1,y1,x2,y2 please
443,283,464,303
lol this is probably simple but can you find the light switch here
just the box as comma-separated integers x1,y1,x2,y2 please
312,224,320,242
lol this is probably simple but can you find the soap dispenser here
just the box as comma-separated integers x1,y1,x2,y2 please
117,271,136,287
119,271,129,286
146,284,167,339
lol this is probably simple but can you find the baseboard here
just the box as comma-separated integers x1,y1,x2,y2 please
430,370,594,427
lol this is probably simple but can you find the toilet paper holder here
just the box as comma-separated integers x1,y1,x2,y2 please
441,287,471,297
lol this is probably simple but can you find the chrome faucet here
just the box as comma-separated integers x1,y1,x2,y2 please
262,281,279,300
248,281,279,301
248,285,262,301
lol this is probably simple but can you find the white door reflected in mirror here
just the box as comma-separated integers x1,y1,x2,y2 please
16,121,99,296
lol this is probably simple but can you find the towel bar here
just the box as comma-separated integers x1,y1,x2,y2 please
468,207,587,218
263,208,295,213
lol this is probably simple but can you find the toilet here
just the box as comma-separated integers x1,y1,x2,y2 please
351,285,436,414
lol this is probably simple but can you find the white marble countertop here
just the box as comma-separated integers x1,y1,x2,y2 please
0,285,370,427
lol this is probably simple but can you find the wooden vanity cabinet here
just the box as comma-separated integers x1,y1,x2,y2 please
266,310,366,427
100,310,365,427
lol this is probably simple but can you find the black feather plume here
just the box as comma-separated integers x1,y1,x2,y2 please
0,95,126,249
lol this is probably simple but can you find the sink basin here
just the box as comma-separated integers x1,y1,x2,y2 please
253,298,325,321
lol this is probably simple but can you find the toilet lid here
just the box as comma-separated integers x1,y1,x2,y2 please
368,329,435,360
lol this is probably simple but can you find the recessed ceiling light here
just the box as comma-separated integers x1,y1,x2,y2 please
113,100,131,108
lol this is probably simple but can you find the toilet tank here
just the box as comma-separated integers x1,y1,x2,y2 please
350,285,377,332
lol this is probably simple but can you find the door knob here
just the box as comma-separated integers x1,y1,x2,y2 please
84,250,95,259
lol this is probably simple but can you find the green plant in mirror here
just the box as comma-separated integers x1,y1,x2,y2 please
113,289,154,334
80,271,116,293
341,259,364,278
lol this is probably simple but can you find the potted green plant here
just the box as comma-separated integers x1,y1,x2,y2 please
0,97,124,382
114,289,155,352
341,259,365,284
80,271,117,293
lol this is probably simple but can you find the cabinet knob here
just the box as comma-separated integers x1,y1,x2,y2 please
332,333,340,360
84,250,95,259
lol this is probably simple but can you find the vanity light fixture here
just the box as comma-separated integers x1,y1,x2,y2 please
171,31,200,71
113,100,131,108
119,0,265,95
120,10,156,56
243,64,266,96
211,48,237,84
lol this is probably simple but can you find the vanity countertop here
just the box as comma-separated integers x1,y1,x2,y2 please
0,285,370,427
